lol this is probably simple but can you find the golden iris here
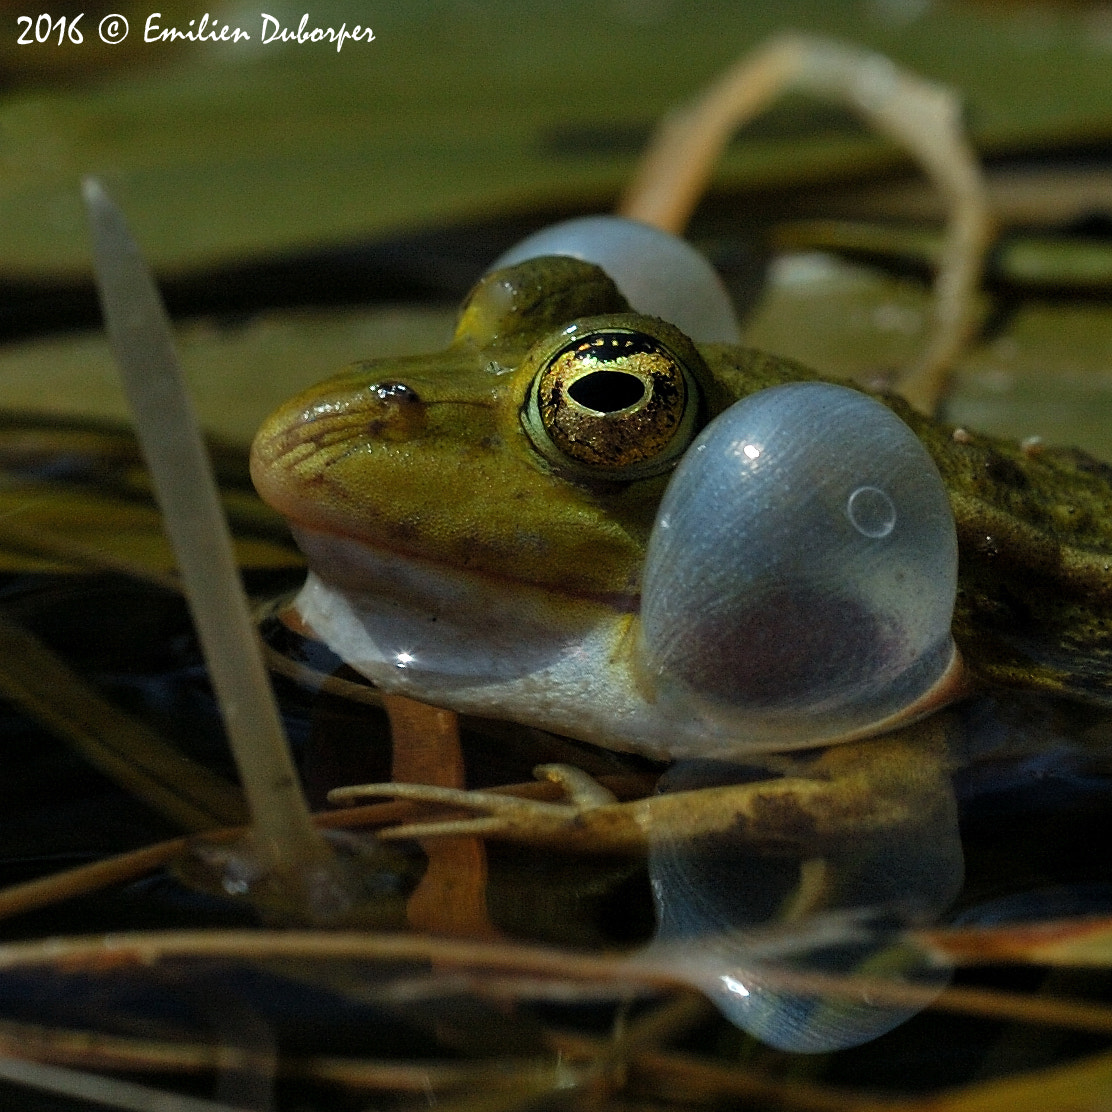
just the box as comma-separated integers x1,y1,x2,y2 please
525,328,701,480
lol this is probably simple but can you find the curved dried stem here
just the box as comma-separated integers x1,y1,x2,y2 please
0,928,1109,1036
619,32,992,415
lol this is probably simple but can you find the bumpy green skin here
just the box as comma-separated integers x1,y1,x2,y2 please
252,256,1112,706
895,402,1112,702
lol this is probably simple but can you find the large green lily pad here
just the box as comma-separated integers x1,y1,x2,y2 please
5,0,1112,278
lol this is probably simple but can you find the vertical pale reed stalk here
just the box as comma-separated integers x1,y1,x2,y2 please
83,178,332,878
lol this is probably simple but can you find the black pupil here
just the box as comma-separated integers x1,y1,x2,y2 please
568,370,646,413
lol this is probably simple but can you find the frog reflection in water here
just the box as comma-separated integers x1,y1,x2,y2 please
251,219,1112,1051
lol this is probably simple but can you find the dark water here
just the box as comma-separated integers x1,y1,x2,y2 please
0,569,1107,1109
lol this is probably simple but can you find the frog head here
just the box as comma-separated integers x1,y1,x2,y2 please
252,256,723,604
252,229,965,759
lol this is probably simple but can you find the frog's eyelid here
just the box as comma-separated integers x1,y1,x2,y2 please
489,215,742,344
640,381,958,751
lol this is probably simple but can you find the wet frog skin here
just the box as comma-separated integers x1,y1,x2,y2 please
251,254,1112,759
250,249,1105,1054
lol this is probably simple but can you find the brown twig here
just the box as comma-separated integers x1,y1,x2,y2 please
619,32,991,415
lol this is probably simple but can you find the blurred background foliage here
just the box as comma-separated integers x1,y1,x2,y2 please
1,0,1112,273
0,0,1111,454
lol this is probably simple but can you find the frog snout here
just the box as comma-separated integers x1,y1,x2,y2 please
250,376,427,508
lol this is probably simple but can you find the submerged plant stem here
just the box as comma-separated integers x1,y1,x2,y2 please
0,929,1109,1036
0,613,246,831
83,178,330,876
382,694,497,938
0,1054,246,1112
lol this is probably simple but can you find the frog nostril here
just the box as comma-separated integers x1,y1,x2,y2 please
364,381,426,441
568,370,646,413
370,381,421,404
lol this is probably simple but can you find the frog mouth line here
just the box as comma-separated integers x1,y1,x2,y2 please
286,522,642,615
287,524,643,690
252,417,644,614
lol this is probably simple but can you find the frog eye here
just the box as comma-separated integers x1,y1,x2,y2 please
640,382,958,749
490,215,741,343
522,325,704,481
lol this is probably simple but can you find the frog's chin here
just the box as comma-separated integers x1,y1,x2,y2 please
286,529,968,761
286,526,686,760
290,526,629,685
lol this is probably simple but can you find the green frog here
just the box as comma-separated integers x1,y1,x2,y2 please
251,248,1112,764
249,229,1112,1052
